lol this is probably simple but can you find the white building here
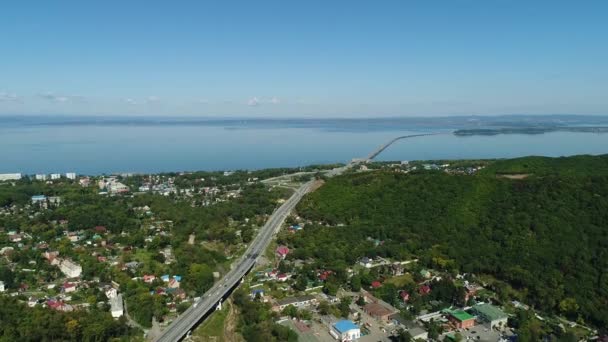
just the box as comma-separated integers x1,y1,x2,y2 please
0,173,21,181
108,181,129,194
110,294,124,318
66,173,76,180
359,257,372,268
50,174,61,180
48,196,62,205
330,320,360,341
59,259,82,278
105,288,118,299
0,281,5,292
35,174,47,181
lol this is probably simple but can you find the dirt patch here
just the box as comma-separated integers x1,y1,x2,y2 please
309,179,325,192
497,173,530,179
294,320,311,333
223,299,243,342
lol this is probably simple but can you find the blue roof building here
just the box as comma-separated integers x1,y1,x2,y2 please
31,195,47,203
331,320,360,341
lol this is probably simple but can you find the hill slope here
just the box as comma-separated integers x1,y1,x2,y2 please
296,155,608,328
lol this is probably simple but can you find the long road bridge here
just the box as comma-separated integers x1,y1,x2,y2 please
364,132,442,161
153,133,440,341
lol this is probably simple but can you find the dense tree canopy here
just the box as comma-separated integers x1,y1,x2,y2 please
294,155,608,328
0,296,140,341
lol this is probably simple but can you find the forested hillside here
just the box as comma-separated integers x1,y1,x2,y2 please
295,155,608,328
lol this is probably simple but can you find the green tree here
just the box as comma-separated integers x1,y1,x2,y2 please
184,263,214,295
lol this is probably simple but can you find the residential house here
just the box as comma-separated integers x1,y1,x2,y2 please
47,299,73,312
106,288,118,299
464,283,480,302
0,281,5,292
93,226,107,234
276,246,289,259
391,263,404,276
143,275,156,283
110,294,124,318
359,257,372,268
420,269,431,279
59,258,82,278
399,291,410,303
319,270,333,281
419,284,431,295
62,282,77,293
250,289,265,300
8,233,23,243
79,178,90,187
123,261,140,270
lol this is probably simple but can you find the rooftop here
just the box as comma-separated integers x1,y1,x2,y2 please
334,320,358,333
277,295,315,306
364,302,395,317
445,309,475,322
473,303,508,321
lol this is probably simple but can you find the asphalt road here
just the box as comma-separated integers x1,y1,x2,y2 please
154,180,314,342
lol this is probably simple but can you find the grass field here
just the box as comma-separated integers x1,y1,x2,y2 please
193,304,229,341
385,274,414,287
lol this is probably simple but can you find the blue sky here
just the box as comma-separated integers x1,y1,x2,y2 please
1,1,607,117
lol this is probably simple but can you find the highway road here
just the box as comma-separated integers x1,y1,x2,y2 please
154,133,438,341
154,180,314,342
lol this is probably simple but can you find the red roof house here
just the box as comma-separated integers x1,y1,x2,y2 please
319,270,333,281
144,275,156,283
276,246,289,259
419,285,431,295
371,281,382,289
93,226,107,233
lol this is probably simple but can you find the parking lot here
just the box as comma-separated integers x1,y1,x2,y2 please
441,325,502,342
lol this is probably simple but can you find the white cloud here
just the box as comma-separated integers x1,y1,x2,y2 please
123,98,138,105
38,92,84,103
146,96,159,103
247,96,280,106
0,92,20,102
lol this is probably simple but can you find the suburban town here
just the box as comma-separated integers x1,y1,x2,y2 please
0,157,602,342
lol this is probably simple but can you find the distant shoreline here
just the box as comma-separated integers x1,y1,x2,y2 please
454,126,608,136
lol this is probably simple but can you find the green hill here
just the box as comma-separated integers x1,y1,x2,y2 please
295,155,608,328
